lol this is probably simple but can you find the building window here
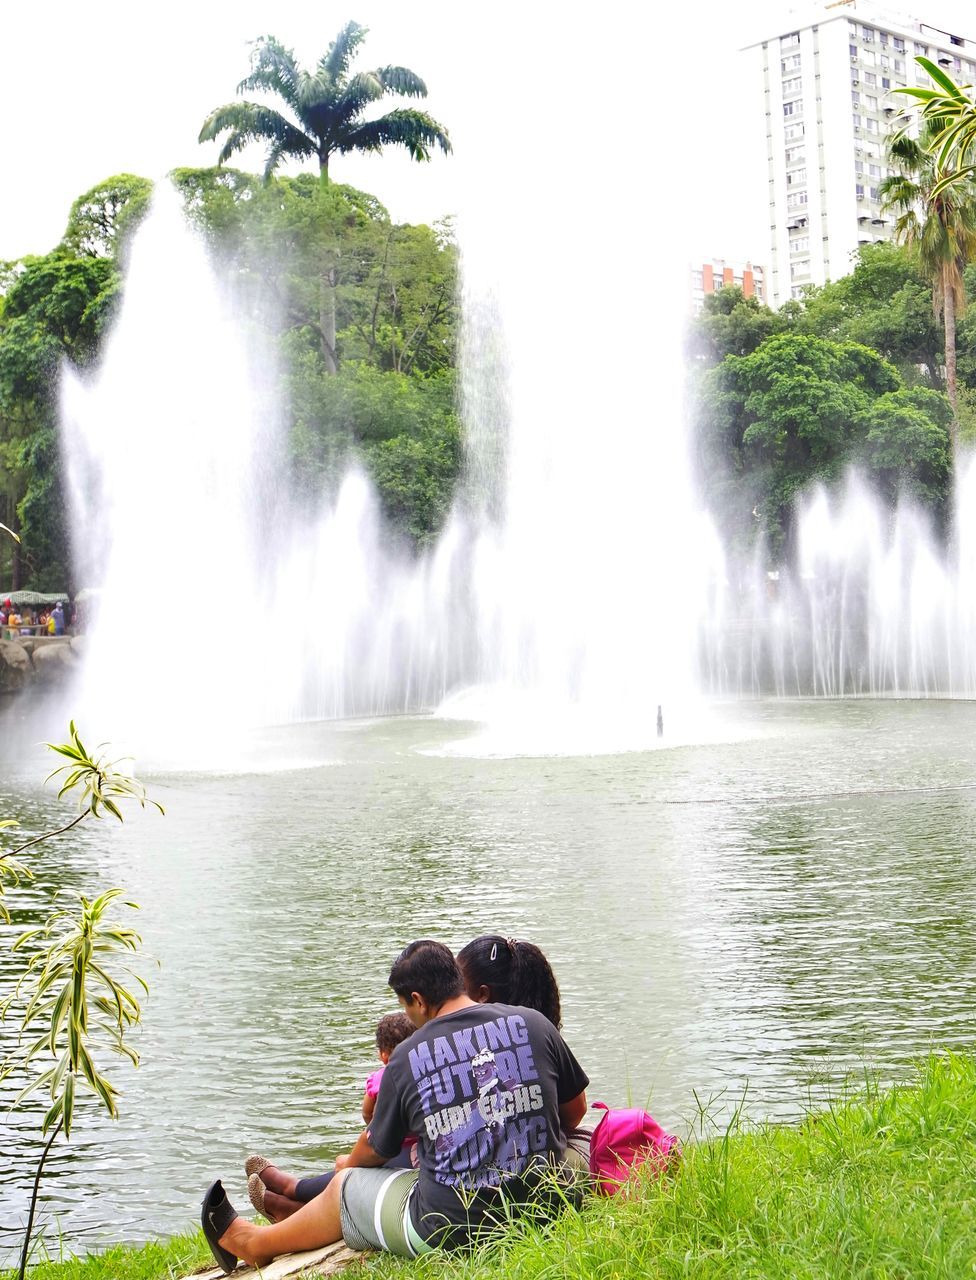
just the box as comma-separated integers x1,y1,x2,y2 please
853,113,863,128
692,271,704,288
785,145,806,164
864,72,877,85
915,43,928,56
866,117,879,133
791,237,810,253
862,26,874,41
783,76,802,95
856,182,865,198
869,162,881,178
784,100,801,117
852,91,860,106
787,168,807,185
782,31,800,47
895,59,905,73
894,37,905,52
792,284,806,299
880,54,891,69
862,49,876,67
882,76,891,89
792,261,811,279
869,186,880,200
784,122,805,140
787,191,809,207
879,31,888,46
850,43,859,58
782,53,801,72
855,159,864,174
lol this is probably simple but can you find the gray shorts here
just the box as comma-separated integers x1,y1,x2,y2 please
339,1167,434,1258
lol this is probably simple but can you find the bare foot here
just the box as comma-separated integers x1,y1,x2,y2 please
262,1189,304,1222
258,1162,300,1199
220,1217,274,1270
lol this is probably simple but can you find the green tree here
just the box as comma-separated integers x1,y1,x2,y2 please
0,252,119,587
60,174,154,260
788,243,941,385
694,332,951,557
881,122,976,452
861,386,952,509
687,286,784,363
286,359,460,541
198,24,451,374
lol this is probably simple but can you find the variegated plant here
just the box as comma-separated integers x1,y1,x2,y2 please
898,57,976,196
0,722,162,1280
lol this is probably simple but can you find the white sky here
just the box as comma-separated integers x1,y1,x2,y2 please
1,0,974,266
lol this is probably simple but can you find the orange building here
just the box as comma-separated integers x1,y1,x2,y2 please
690,259,767,313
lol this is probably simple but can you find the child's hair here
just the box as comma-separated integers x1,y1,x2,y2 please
456,936,562,1029
375,1012,415,1055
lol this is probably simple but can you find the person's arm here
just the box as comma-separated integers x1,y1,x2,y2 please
334,1127,387,1171
559,1090,588,1133
361,1089,376,1122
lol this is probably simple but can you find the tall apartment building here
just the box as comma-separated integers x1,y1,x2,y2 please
742,1,976,307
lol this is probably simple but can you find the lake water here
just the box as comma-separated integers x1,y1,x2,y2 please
2,698,976,1262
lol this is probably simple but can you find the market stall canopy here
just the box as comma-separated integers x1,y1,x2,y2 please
1,590,69,606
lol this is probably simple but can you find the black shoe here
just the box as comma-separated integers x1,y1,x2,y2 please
201,1179,240,1274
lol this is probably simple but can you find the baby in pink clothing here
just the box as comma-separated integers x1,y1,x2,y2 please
361,1012,415,1126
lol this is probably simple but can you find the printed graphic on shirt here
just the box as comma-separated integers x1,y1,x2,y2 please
407,1013,548,1188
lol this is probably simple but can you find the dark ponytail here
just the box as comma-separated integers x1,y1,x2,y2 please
457,935,562,1029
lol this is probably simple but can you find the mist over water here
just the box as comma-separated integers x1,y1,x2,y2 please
703,463,976,698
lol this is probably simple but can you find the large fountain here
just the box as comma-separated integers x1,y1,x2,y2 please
57,7,976,764
61,175,976,763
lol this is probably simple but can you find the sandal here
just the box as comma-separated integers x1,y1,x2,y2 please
200,1179,239,1275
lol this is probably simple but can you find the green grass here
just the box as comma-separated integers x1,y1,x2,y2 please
7,1054,976,1280
3,1232,212,1280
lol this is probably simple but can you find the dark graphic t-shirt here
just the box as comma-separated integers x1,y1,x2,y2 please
367,1003,589,1246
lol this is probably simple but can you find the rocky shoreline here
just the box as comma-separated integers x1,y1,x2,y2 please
0,635,84,696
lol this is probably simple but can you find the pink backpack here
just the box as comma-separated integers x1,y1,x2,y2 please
588,1101,681,1194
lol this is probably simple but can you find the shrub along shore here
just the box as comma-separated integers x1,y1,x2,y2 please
6,1053,975,1280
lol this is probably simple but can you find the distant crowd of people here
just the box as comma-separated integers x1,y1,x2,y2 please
0,599,71,639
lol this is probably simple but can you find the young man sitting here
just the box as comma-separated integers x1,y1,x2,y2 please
202,939,589,1269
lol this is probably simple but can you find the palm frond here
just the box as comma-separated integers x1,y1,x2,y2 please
238,36,302,109
294,67,340,122
340,70,388,112
340,109,452,162
199,102,315,173
376,66,428,99
320,21,369,86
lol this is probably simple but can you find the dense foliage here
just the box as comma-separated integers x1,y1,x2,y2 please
689,242,962,559
0,167,459,587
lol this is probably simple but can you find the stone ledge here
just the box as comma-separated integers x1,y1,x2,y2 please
188,1241,366,1279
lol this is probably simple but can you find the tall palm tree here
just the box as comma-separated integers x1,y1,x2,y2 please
199,24,451,373
881,122,976,457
